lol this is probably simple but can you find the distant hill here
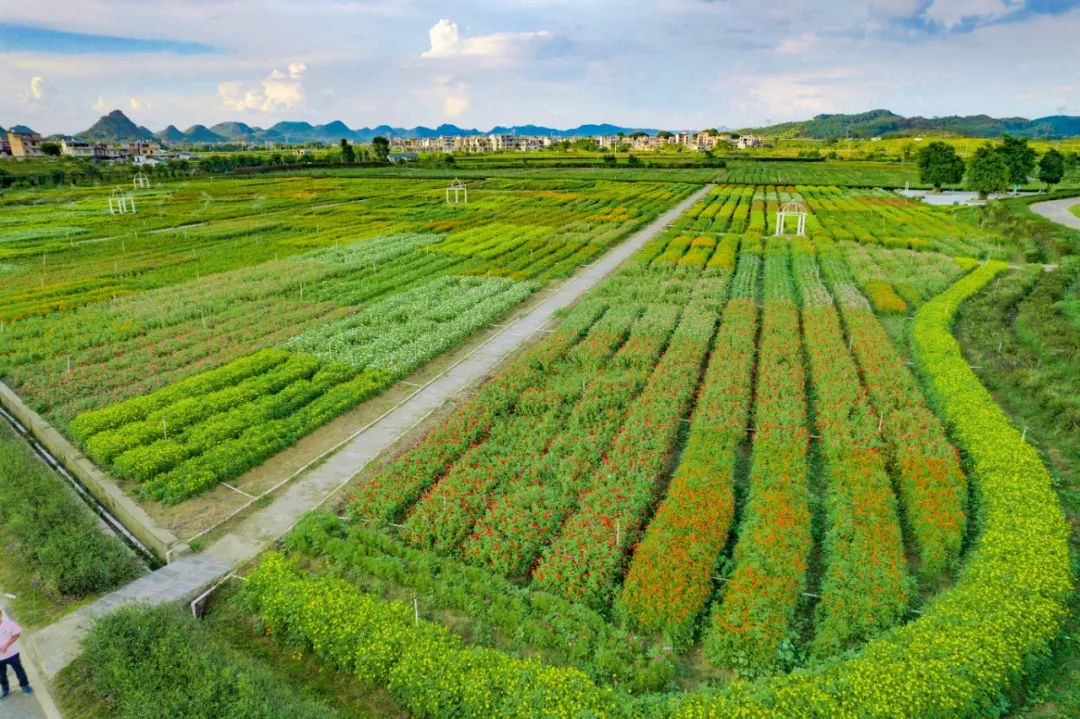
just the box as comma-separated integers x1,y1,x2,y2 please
744,109,1080,139
9,124,36,134
76,110,155,142
209,121,258,140
182,125,227,143
155,125,186,143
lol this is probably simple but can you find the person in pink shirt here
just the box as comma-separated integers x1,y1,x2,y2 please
0,607,32,699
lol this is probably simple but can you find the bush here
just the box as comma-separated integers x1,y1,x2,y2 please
75,604,340,719
0,435,139,596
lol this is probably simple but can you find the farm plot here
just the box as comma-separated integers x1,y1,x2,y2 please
0,175,694,321
227,180,1074,719
628,183,1007,260
0,175,696,504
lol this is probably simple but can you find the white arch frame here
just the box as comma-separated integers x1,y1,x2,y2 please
108,187,137,215
133,172,150,190
445,178,468,205
774,200,808,236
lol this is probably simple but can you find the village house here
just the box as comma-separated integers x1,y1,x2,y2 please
6,130,44,158
60,139,96,157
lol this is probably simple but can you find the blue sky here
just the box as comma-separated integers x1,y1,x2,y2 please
2,0,1079,134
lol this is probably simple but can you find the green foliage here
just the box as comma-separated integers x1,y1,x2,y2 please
371,136,390,162
285,513,676,693
339,138,355,163
0,431,140,597
40,141,62,157
967,144,1010,198
73,604,341,719
1038,149,1065,188
954,260,1080,716
995,134,1038,186
244,553,621,719
916,141,964,190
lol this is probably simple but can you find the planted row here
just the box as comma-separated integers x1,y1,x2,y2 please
817,238,968,583
791,238,909,657
531,287,720,609
286,512,675,692
617,258,757,645
243,552,620,719
350,300,607,525
704,238,811,675
462,303,681,577
400,303,644,554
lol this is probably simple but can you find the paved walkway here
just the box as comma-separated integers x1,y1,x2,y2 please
1030,196,1080,231
28,183,713,680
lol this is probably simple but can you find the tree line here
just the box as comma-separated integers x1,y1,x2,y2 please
916,136,1076,197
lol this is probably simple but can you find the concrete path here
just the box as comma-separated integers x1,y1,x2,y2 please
28,183,713,680
1030,197,1080,231
30,555,231,679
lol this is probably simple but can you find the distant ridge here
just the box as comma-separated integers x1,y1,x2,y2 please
59,110,660,145
31,108,1080,145
743,109,1080,139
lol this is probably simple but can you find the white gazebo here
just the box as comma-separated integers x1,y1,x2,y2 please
108,187,136,215
774,200,808,236
445,178,468,205
133,172,150,189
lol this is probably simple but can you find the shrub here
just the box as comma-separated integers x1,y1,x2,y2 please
75,604,340,719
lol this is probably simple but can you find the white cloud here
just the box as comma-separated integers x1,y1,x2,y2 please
93,95,109,113
129,96,149,111
219,62,307,112
923,0,1016,29
728,68,890,121
421,19,553,62
17,75,45,105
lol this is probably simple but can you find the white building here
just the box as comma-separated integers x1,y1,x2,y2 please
60,139,95,157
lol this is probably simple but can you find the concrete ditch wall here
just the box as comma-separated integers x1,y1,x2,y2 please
0,382,180,562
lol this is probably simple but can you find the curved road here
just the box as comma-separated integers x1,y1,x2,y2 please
1030,196,1080,231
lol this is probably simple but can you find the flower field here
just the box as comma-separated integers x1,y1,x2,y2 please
228,177,1073,719
1,175,699,501
5,169,1075,717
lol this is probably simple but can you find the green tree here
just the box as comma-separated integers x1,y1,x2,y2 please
657,131,674,139
627,154,642,167
371,136,390,162
915,141,964,192
1037,149,1065,190
966,144,1010,199
994,134,1036,187
40,141,62,157
339,138,355,163
602,154,616,166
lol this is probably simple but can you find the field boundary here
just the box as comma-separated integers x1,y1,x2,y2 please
0,382,180,560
